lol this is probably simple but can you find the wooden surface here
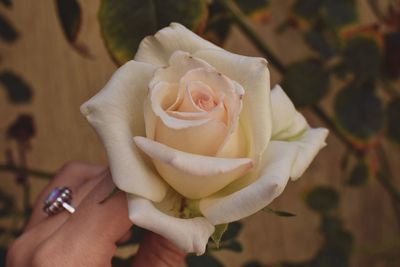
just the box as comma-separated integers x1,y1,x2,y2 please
1,1,399,266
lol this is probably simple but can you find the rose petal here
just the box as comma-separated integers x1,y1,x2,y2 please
143,97,158,140
155,117,228,156
80,60,167,202
290,128,329,179
199,141,298,225
194,49,272,165
216,122,247,158
150,82,229,156
133,136,253,199
150,81,211,130
149,51,214,88
270,85,308,139
177,81,216,113
135,23,223,66
276,112,309,140
167,101,225,122
269,86,328,179
179,68,243,138
127,194,214,255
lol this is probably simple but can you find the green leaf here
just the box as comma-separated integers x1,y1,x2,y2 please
383,32,400,79
386,98,400,144
114,225,146,246
334,86,384,142
346,161,369,186
282,59,330,107
55,0,90,57
304,31,335,58
235,0,270,23
186,254,224,267
305,186,339,214
55,0,81,43
262,207,296,217
99,0,208,65
323,0,357,29
220,240,243,252
111,256,134,267
293,0,323,18
321,216,353,251
0,13,18,42
6,114,36,142
315,216,353,267
0,189,14,217
341,37,381,85
204,3,232,45
221,221,242,241
211,224,228,248
0,70,33,103
312,244,352,267
235,0,269,16
0,247,6,267
340,149,351,172
0,0,12,8
243,261,264,267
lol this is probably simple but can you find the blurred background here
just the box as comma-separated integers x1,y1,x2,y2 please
0,0,399,266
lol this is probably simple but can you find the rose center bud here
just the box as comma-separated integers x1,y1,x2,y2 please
192,91,217,111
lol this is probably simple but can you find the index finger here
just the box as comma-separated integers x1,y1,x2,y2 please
34,173,132,267
26,161,106,231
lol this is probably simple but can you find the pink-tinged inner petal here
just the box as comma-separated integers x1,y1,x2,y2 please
175,81,217,113
150,81,210,130
191,89,217,111
179,68,244,134
148,53,245,158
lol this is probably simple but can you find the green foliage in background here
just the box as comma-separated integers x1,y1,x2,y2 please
98,0,208,65
0,70,32,104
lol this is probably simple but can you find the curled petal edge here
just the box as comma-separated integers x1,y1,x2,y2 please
199,141,298,225
134,136,253,199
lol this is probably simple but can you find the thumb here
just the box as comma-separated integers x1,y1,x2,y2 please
131,231,186,267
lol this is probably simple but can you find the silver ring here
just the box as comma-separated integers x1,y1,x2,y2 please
43,187,75,215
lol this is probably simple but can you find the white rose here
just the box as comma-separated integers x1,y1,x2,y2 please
81,23,328,255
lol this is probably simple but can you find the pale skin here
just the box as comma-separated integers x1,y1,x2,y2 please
6,162,186,267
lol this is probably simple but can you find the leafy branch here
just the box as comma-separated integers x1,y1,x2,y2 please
218,0,400,213
0,164,54,179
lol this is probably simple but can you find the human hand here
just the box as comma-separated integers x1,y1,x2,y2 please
6,162,185,267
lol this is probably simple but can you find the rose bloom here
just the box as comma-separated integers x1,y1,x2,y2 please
81,23,328,255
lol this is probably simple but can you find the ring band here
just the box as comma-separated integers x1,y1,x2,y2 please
44,187,75,215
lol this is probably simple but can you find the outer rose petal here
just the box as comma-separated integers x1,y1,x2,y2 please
127,194,214,255
269,85,329,180
135,23,223,66
289,128,329,179
149,51,213,88
194,49,272,165
134,136,253,199
270,85,308,139
199,141,298,225
80,61,167,202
